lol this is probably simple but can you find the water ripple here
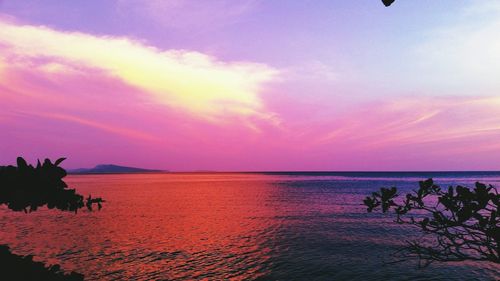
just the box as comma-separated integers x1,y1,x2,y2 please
0,173,499,280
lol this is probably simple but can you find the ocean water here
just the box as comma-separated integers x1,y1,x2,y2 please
1,172,500,280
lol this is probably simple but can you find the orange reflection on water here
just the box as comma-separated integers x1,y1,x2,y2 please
2,173,499,280
1,173,285,280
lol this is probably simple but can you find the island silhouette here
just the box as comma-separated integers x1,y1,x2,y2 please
69,164,164,174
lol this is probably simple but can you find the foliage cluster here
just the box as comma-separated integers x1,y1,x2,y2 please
0,245,84,281
0,157,102,213
364,178,500,266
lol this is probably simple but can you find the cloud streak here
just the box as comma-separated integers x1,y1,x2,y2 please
317,96,500,152
0,19,278,121
34,112,158,141
116,0,258,30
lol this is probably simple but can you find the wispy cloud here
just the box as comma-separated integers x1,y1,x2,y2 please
116,0,258,30
317,96,500,153
414,1,500,93
0,19,278,121
35,112,158,141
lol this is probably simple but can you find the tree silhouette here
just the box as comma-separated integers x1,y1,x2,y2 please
0,157,103,213
364,178,500,267
0,157,104,280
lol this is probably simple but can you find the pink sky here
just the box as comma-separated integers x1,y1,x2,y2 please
1,1,500,171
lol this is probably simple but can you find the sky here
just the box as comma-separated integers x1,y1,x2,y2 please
1,0,500,171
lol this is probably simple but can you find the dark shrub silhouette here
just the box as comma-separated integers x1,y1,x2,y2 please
0,245,84,281
0,157,103,212
364,178,500,267
0,157,104,280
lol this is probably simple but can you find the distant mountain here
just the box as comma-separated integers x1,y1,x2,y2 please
69,164,164,174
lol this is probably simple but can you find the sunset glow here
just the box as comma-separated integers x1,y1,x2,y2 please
1,1,500,171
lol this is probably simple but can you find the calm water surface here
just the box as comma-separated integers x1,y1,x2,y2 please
1,172,500,280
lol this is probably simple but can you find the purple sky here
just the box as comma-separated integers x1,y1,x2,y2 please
1,1,500,171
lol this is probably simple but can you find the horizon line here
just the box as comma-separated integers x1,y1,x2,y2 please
68,170,500,175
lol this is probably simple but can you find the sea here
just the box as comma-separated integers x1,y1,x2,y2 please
1,172,500,280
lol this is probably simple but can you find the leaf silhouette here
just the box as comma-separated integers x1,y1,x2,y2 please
54,157,66,167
